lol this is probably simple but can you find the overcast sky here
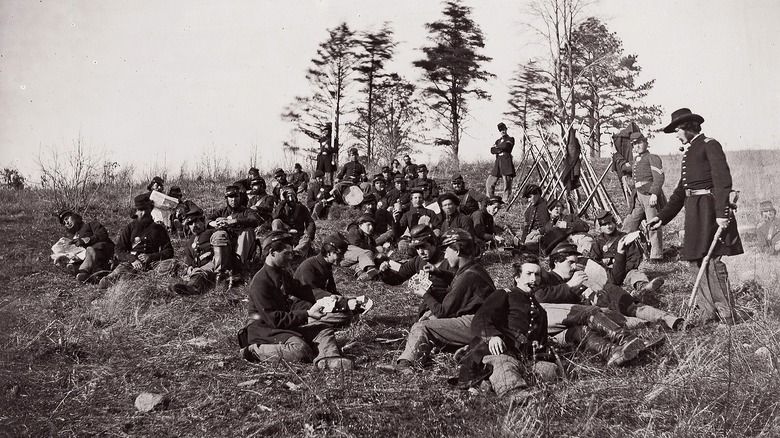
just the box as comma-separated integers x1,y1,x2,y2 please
1,0,778,183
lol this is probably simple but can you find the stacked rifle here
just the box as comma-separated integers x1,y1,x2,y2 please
508,124,621,224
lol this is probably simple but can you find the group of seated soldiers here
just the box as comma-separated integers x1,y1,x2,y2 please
54,157,692,401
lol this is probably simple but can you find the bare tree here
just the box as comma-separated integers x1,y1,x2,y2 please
36,135,106,213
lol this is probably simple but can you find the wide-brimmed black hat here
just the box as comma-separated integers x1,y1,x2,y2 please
662,108,704,133
131,193,153,218
168,186,183,198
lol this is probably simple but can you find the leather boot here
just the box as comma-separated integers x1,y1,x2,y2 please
588,312,635,344
567,326,642,366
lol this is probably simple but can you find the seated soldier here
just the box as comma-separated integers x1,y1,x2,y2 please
439,192,475,237
55,210,115,283
368,173,389,210
450,174,486,216
540,199,593,256
534,242,660,366
234,167,261,193
402,154,419,180
520,184,550,251
272,186,316,256
379,224,456,318
342,214,389,281
168,209,240,295
209,185,261,265
396,188,442,257
334,147,366,196
305,170,334,220
359,193,395,247
290,163,310,194
590,210,665,299
390,159,403,180
378,229,494,374
241,231,353,370
168,186,200,238
99,193,174,289
381,166,395,185
385,175,411,217
411,164,440,203
293,233,374,327
271,168,295,200
757,200,780,255
540,239,677,337
247,177,276,226
471,196,505,249
465,253,558,399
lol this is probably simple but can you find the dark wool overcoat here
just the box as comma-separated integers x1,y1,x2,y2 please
657,134,743,260
491,134,516,177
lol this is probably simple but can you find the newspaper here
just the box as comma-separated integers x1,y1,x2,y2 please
51,237,86,262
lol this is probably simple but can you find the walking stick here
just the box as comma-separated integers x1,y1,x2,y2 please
683,225,726,326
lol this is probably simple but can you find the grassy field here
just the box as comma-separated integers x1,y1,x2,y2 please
2,150,780,437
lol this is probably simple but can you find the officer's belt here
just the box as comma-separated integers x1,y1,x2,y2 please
685,188,712,197
634,181,652,188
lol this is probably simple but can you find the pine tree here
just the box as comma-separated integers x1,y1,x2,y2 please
413,0,493,169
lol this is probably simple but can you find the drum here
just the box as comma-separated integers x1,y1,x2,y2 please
342,184,365,206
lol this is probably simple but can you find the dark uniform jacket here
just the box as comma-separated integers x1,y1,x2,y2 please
411,177,440,202
471,208,498,243
491,134,516,177
115,216,173,265
472,288,548,352
345,225,377,251
209,204,262,230
422,260,494,319
757,218,780,254
535,270,581,304
183,229,216,268
397,206,441,235
440,211,475,236
337,161,366,184
247,263,317,345
590,231,641,286
455,189,485,216
540,213,589,236
381,254,455,316
522,198,550,239
657,134,743,260
294,254,337,300
403,163,419,179
385,188,411,213
306,181,330,210
70,220,114,250
248,192,276,224
273,201,316,242
290,171,310,193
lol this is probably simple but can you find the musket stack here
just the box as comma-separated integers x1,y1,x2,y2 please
508,123,621,224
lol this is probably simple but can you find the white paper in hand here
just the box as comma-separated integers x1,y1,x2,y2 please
582,260,608,291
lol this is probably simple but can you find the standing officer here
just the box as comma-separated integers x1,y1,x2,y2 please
486,122,515,201
648,108,743,325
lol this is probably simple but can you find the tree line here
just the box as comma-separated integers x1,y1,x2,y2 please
283,0,660,170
